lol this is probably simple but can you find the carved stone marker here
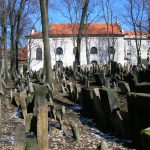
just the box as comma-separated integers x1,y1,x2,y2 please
127,93,150,148
35,84,48,150
14,123,25,150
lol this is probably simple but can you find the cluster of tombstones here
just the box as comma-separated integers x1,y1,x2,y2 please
59,61,150,149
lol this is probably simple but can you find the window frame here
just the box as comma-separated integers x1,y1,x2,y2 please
56,47,63,55
90,47,98,54
36,48,42,60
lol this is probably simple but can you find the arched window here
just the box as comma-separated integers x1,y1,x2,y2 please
56,47,63,55
90,47,98,54
73,47,77,55
36,48,42,60
147,48,150,57
91,60,97,64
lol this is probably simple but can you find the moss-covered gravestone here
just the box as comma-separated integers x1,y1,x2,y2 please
26,134,39,150
127,93,150,148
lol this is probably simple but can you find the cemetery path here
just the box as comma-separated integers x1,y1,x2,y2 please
0,82,133,150
47,83,133,150
1,87,24,150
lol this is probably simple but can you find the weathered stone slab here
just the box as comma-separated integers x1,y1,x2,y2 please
20,90,27,119
118,81,130,95
25,113,33,133
99,88,120,131
26,134,39,150
14,123,25,150
127,93,150,147
81,87,94,115
135,83,150,94
36,85,48,150
93,88,105,129
74,84,82,103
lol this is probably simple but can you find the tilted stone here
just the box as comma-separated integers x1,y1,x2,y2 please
70,121,80,141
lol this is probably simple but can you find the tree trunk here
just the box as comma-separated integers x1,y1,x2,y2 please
76,0,89,66
2,0,9,80
39,0,53,84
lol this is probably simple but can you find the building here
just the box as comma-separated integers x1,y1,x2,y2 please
27,23,149,71
124,31,150,64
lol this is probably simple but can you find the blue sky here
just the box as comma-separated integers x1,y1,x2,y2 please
33,0,135,32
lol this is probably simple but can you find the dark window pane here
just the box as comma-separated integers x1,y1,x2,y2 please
36,48,42,60
90,47,98,54
91,60,97,64
56,47,63,55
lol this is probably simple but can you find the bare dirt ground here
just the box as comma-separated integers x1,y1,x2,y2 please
1,82,134,150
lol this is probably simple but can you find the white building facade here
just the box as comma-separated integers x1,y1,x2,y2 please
124,31,150,65
27,23,149,71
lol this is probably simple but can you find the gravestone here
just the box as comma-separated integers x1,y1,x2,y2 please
118,81,130,95
92,88,105,129
81,87,94,116
127,93,150,148
36,85,48,150
14,123,25,150
99,88,120,132
135,83,150,94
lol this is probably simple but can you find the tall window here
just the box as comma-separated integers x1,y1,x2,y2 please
127,50,132,63
127,49,132,56
147,40,150,46
90,47,98,54
56,47,63,55
36,48,42,60
127,40,131,45
147,49,150,57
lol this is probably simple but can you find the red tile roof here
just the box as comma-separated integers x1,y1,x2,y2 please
29,23,123,38
124,31,150,37
18,45,28,61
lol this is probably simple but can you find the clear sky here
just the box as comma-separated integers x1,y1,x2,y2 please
33,0,143,32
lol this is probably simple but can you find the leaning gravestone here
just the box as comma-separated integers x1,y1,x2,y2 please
118,81,130,95
127,93,150,148
99,88,123,134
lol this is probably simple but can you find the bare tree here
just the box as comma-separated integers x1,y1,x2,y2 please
101,0,118,62
39,0,53,84
8,0,40,74
0,0,9,79
125,0,147,64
